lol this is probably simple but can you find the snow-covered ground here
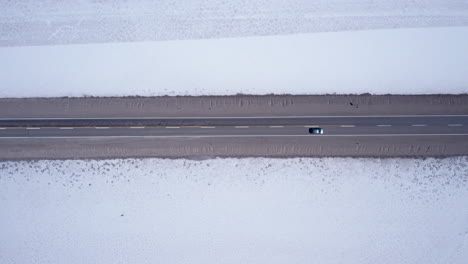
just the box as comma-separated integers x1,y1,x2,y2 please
1,157,468,263
1,27,468,97
2,0,468,46
1,0,468,96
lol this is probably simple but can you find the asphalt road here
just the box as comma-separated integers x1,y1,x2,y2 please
0,115,467,138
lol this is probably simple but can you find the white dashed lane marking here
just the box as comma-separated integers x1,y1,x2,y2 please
235,126,249,128
166,127,181,129
3,134,468,139
200,126,215,129
411,124,427,127
59,127,74,130
130,126,145,129
26,127,40,130
448,124,463,127
340,125,355,127
95,127,109,129
269,126,284,128
377,125,391,127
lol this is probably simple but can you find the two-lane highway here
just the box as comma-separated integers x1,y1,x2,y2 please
0,115,467,138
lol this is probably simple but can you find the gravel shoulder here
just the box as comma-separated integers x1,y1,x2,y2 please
1,136,467,160
1,94,467,118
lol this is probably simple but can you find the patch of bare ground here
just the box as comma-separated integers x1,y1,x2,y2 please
1,136,467,160
0,94,467,118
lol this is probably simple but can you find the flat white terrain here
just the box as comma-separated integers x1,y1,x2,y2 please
1,157,468,263
1,0,468,97
2,0,468,46
1,27,468,97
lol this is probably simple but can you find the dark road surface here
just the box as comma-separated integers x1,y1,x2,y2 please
0,115,467,138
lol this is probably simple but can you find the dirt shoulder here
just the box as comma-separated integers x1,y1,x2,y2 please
0,94,467,118
1,136,467,160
